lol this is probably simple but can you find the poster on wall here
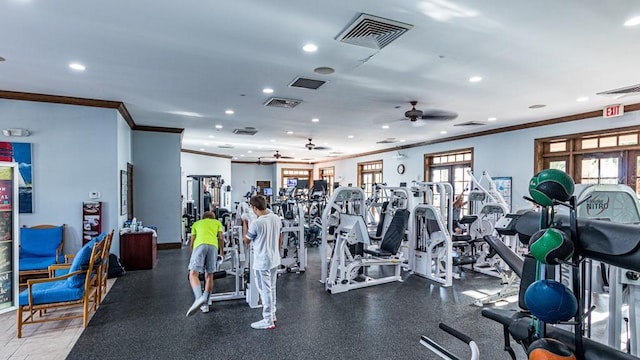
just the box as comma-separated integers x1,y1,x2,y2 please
0,163,16,313
493,176,512,210
0,142,32,213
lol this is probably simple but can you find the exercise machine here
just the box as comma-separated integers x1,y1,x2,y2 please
207,215,260,308
279,200,307,273
320,186,367,284
321,186,409,293
573,184,640,355
420,323,480,360
409,182,456,286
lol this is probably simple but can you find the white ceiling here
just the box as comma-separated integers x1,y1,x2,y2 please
2,0,640,162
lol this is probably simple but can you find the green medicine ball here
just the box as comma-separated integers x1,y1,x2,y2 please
529,228,574,265
529,169,575,206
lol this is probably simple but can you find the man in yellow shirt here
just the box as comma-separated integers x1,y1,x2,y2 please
186,211,224,316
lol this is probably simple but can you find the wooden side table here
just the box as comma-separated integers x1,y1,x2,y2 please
120,231,157,270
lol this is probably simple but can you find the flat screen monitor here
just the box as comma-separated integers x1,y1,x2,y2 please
263,187,273,196
286,178,298,187
296,179,309,189
312,180,327,192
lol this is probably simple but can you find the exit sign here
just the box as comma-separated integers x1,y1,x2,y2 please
603,104,624,118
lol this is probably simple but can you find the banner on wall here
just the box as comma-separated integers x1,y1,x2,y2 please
0,142,32,213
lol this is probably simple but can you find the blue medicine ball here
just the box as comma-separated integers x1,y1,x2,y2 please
525,280,577,323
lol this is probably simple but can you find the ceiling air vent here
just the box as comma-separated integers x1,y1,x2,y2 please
264,97,302,109
336,13,413,50
454,121,487,127
376,138,398,144
289,77,326,90
233,127,258,136
597,84,640,99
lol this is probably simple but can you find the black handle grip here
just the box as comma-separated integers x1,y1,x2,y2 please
439,323,473,345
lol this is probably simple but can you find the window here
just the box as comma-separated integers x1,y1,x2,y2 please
281,168,312,188
425,148,473,213
319,166,335,194
536,128,640,194
358,160,383,198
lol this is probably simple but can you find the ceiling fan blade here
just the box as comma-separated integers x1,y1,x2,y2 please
420,110,458,121
281,156,294,159
313,146,330,150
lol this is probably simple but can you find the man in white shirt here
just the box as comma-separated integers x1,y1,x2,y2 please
244,195,282,330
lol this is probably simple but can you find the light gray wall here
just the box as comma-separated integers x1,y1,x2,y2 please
132,131,182,245
316,110,640,211
0,99,120,255
230,163,277,206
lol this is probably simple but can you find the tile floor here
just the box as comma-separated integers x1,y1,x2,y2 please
0,279,116,360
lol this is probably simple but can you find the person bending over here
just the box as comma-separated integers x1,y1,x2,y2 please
243,195,282,329
186,211,223,316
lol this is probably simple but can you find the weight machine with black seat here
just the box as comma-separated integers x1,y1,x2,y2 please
320,186,410,293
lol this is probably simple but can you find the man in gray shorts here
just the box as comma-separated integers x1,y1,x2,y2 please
187,211,224,316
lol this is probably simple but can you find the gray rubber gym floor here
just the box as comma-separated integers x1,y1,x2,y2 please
67,247,527,359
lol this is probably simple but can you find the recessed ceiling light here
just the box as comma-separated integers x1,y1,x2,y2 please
348,135,354,139
311,118,319,122
215,124,223,129
624,16,640,26
440,130,447,134
263,88,274,94
529,104,546,109
469,76,482,82
208,135,215,138
225,109,234,115
314,66,335,75
199,148,205,151
204,142,209,145
382,125,389,129
69,62,86,71
232,157,238,160
400,139,406,142
240,154,245,157
487,117,497,122
303,43,318,52
270,139,276,142
248,150,252,153
168,111,203,117
576,97,589,102
287,131,293,135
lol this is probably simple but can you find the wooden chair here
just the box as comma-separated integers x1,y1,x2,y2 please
19,224,65,285
17,238,104,338
48,231,113,305
97,230,114,303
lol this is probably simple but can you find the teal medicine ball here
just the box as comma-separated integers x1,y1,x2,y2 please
529,228,574,265
529,169,575,206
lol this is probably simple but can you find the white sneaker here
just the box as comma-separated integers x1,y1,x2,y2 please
251,319,275,330
200,305,210,313
186,296,207,317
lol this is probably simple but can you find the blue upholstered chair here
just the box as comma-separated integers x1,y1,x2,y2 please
48,232,107,277
48,231,114,304
19,224,65,283
17,237,104,338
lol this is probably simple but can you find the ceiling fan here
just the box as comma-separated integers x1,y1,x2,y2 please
256,157,275,165
273,150,294,159
402,101,458,126
305,138,330,151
